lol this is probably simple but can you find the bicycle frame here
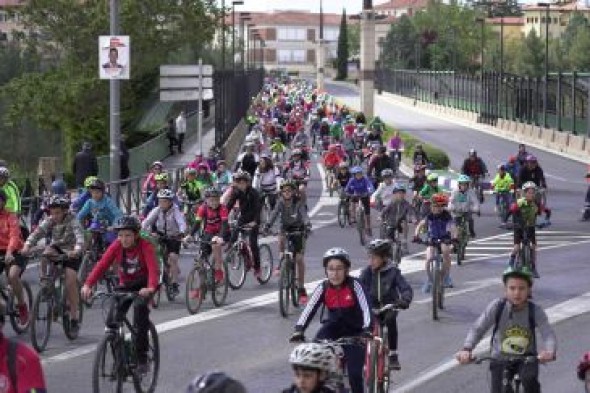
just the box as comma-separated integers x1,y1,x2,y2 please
475,356,538,393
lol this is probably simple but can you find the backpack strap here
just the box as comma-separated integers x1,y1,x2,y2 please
490,298,507,348
7,338,18,390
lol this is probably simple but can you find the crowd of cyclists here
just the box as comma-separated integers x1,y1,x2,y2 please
0,75,587,393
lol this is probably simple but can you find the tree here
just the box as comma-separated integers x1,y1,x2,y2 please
336,9,349,80
514,29,544,76
347,21,360,59
383,15,417,69
567,25,590,71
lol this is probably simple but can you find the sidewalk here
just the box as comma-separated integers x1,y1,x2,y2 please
162,116,215,169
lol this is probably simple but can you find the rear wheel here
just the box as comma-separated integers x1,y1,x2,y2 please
92,333,122,393
9,280,33,334
356,207,366,246
278,256,291,318
225,248,246,290
31,288,53,353
256,244,273,285
337,201,347,228
365,340,379,393
394,242,402,267
185,265,205,315
431,264,439,321
211,262,229,307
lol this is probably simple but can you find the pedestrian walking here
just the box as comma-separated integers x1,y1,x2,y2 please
73,141,98,188
120,137,130,180
166,117,177,155
175,110,187,154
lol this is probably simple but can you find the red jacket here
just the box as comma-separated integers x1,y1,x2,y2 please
0,334,46,393
86,238,160,290
0,210,22,254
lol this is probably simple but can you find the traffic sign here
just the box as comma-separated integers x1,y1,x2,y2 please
159,89,213,102
160,77,213,89
160,64,213,77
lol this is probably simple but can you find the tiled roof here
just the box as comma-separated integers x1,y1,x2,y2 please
523,2,589,11
374,0,429,10
486,17,524,25
231,10,344,27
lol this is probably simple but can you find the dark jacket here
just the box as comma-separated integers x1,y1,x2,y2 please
73,149,98,187
120,142,130,180
517,165,547,189
368,155,392,181
226,186,261,225
359,263,413,308
461,157,488,177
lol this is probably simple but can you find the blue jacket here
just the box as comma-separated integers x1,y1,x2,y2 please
345,176,374,196
77,195,123,226
71,190,91,212
359,263,413,308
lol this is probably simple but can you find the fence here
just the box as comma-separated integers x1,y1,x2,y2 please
377,69,590,136
213,68,265,147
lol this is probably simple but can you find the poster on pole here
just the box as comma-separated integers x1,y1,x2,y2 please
99,36,130,80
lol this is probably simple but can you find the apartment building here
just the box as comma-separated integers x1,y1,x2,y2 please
522,0,590,38
0,0,25,41
374,0,430,18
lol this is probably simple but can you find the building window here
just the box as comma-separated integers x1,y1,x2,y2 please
535,17,538,23
323,27,339,41
553,17,557,23
0,12,7,23
277,49,306,64
277,27,306,41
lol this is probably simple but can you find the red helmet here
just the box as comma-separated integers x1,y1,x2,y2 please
508,155,517,164
431,193,449,207
577,352,590,380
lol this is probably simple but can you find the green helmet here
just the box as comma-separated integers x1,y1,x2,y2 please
502,266,533,286
84,176,98,188
427,173,439,182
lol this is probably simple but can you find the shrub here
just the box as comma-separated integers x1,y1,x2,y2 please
382,124,450,170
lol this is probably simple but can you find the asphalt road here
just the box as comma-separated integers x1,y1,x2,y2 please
13,83,590,393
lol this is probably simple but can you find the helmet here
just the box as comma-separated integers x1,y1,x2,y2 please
185,372,246,393
431,192,449,207
392,183,406,193
51,179,67,195
84,176,98,188
0,167,10,178
113,215,141,232
457,174,471,184
469,148,477,156
526,154,537,162
497,164,506,171
289,343,337,372
508,155,517,164
154,173,169,182
338,162,349,169
233,171,251,182
577,352,590,380
198,163,209,171
522,181,537,191
151,161,163,169
367,239,393,258
502,265,533,286
204,187,221,198
322,247,351,268
350,166,363,175
185,167,197,175
381,169,394,178
291,148,302,156
48,194,70,209
427,173,439,182
157,189,174,200
280,180,297,191
88,178,105,191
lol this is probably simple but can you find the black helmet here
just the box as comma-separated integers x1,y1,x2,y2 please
322,247,351,268
367,239,393,259
51,179,67,195
88,178,106,191
233,171,251,182
113,215,141,232
48,194,70,209
205,187,221,198
185,372,247,393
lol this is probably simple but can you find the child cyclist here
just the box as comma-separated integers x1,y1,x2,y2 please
492,164,515,226
448,174,480,238
345,166,375,235
413,193,458,292
284,343,340,393
381,183,413,254
371,169,395,210
76,177,122,246
359,239,413,370
508,181,541,278
289,247,372,393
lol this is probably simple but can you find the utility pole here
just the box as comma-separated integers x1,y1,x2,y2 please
109,0,120,185
360,0,375,117
221,0,226,70
317,0,324,91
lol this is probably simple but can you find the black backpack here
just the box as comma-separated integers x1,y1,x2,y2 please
490,299,536,353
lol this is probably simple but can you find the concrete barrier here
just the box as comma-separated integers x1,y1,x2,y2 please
221,119,248,167
567,134,586,153
553,131,570,152
540,128,555,147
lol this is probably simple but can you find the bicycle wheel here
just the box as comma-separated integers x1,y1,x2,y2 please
337,201,346,228
31,288,53,353
185,265,205,315
356,207,366,246
92,333,122,393
211,262,229,307
164,271,177,303
364,340,379,393
9,280,33,334
225,248,246,290
132,322,160,393
437,262,445,311
278,256,291,318
256,244,274,285
380,326,392,393
152,286,161,309
431,262,439,321
62,282,84,340
394,243,402,267
521,244,532,270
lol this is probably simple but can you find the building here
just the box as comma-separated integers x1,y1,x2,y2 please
486,17,525,42
522,0,590,38
0,0,25,41
374,0,430,18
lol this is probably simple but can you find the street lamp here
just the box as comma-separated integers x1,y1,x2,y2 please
476,17,485,116
239,14,251,71
247,23,255,69
261,39,266,70
538,2,550,128
231,1,244,72
377,37,385,94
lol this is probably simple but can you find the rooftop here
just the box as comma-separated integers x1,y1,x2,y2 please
374,0,430,10
231,10,343,26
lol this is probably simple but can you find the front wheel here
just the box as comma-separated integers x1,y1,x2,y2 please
337,201,347,228
356,207,366,246
9,280,33,334
431,264,439,321
278,257,291,318
225,248,246,290
364,340,379,393
211,262,229,307
92,333,122,393
132,322,160,393
256,244,274,285
185,265,205,315
31,288,53,353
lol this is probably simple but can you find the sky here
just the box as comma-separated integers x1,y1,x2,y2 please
219,0,372,14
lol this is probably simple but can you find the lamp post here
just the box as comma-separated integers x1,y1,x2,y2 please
317,0,324,91
231,1,244,72
500,17,504,76
377,37,384,94
538,2,550,128
261,39,265,70
360,0,376,117
239,14,251,71
221,0,226,70
247,23,255,69
476,17,485,117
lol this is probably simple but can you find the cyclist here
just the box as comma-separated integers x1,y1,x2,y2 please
323,145,343,173
253,154,281,213
141,189,186,297
368,116,384,136
456,266,556,393
371,169,396,210
448,174,480,238
414,193,457,292
329,120,343,141
23,193,85,331
178,167,202,205
283,149,310,203
386,131,404,170
187,151,209,171
582,170,590,222
412,144,429,166
142,161,164,200
517,156,550,224
418,173,441,218
77,178,122,244
142,173,179,218
81,215,159,375
206,148,219,172
367,146,393,189
409,164,427,198
284,343,339,393
516,143,529,168
365,125,383,147
196,163,217,190
335,162,352,198
270,136,288,162
508,182,542,278
292,127,310,149
578,352,590,391
264,180,311,304
194,187,230,284
381,183,413,254
345,166,374,234
359,239,413,370
461,148,488,202
185,372,247,393
71,175,97,213
0,304,47,392
226,171,263,278
505,156,519,184
32,178,69,229
0,190,30,325
0,167,20,214
214,160,233,192
492,165,515,225
235,142,259,177
289,247,372,393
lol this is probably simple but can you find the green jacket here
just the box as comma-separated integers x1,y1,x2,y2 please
516,198,538,227
419,184,440,200
1,180,20,214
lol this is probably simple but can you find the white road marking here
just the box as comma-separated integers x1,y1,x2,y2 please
394,291,590,392
413,277,499,305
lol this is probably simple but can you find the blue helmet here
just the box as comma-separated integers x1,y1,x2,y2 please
392,183,406,193
457,174,471,184
350,166,363,175
51,179,67,195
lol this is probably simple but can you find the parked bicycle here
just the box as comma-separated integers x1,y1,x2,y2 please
0,256,33,334
224,225,273,290
278,230,306,318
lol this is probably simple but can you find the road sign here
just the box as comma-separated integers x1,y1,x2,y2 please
160,64,213,77
160,77,213,89
99,36,130,80
159,89,213,102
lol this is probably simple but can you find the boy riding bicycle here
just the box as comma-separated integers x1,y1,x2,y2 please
381,183,413,254
508,182,541,278
448,174,480,238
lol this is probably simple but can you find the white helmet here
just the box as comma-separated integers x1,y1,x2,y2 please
289,343,337,372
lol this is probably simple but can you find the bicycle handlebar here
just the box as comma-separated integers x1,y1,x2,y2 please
472,355,539,365
372,303,403,315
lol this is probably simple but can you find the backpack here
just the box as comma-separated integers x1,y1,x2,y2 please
7,338,18,390
490,298,536,354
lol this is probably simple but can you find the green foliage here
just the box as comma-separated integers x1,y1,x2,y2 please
515,29,544,77
567,25,590,71
336,9,349,80
381,124,450,170
347,22,360,58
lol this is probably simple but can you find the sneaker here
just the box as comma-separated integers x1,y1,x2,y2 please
17,303,29,325
443,275,454,288
69,319,80,336
421,281,432,294
298,290,308,306
214,269,225,284
389,353,401,371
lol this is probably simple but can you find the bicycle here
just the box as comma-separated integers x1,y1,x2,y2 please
224,226,273,290
185,238,229,315
473,355,539,393
31,253,84,352
325,166,337,197
0,256,33,334
471,175,485,204
278,230,306,318
495,190,513,226
379,224,403,266
152,233,181,307
513,224,533,271
78,220,109,306
454,213,470,266
337,192,351,228
416,238,450,321
364,304,401,393
259,191,277,229
350,194,368,246
91,291,159,393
